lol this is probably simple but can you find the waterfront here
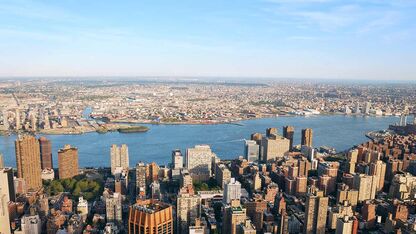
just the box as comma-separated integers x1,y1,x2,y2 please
0,115,399,167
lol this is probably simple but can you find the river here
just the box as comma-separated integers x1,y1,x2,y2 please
0,115,399,168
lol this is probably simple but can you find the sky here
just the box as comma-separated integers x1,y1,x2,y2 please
0,0,415,80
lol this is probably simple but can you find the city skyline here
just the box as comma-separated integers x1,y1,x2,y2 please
0,0,415,80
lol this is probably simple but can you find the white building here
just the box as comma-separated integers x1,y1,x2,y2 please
77,196,89,221
244,140,259,162
186,145,217,182
223,178,241,204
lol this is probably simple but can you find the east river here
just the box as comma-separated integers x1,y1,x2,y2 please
0,115,399,168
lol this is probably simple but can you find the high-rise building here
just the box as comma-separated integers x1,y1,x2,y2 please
215,163,231,189
244,140,259,162
222,200,247,234
2,110,9,130
136,162,147,198
146,162,159,185
364,102,371,115
301,128,313,147
223,178,241,204
283,126,294,151
58,144,79,179
260,135,290,161
172,149,183,169
369,160,386,192
128,199,173,234
106,192,122,224
15,135,42,191
0,168,12,234
0,153,4,168
304,186,328,234
186,145,217,182
15,109,21,130
0,168,15,202
110,144,129,175
353,174,377,202
39,137,53,169
335,216,355,234
177,192,201,233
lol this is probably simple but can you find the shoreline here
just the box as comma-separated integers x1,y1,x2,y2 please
2,114,398,136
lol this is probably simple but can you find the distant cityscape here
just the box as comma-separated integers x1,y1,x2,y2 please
1,80,416,136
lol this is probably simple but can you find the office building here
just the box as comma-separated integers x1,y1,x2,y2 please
39,137,53,169
244,140,259,162
128,199,173,234
304,186,328,234
15,135,42,191
301,128,313,147
186,145,217,182
110,144,129,175
223,178,241,204
283,126,294,151
58,144,79,179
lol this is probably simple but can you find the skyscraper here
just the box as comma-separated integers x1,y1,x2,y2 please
15,135,42,191
283,126,294,151
39,137,53,169
128,199,173,234
0,168,12,234
301,128,313,147
136,162,147,198
244,140,259,162
58,145,79,179
110,144,129,175
304,186,328,234
223,178,242,204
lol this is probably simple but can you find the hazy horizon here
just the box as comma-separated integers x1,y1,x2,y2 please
1,0,415,80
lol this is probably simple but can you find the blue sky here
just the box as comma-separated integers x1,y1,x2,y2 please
0,0,415,80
